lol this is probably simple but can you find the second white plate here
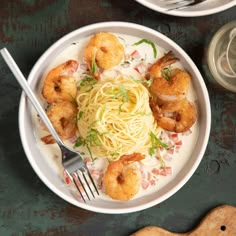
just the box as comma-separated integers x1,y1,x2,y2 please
135,0,236,17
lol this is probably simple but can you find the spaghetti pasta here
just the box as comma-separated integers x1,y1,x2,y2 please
76,75,159,160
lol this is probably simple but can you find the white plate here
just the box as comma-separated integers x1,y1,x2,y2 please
135,0,236,17
19,22,211,214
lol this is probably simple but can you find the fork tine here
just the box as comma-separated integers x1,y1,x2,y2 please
165,0,205,11
81,168,95,198
166,2,193,11
71,173,87,202
165,0,192,6
75,172,91,201
85,167,99,195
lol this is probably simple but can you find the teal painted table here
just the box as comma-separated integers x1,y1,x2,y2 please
0,1,236,235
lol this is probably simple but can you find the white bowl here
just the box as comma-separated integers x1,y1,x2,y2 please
135,0,236,17
19,22,211,214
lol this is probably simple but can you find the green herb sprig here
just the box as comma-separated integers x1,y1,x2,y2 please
133,39,157,58
74,120,111,161
78,76,97,92
161,67,171,81
113,84,129,100
133,76,154,88
77,111,83,120
108,84,130,113
149,131,169,156
91,54,98,74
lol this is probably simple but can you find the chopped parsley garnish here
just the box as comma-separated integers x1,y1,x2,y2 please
74,120,109,161
87,128,102,146
91,54,98,74
69,95,78,106
77,111,83,120
75,121,102,147
133,39,157,58
146,76,154,87
161,67,171,81
108,151,121,161
149,131,169,156
75,136,86,147
117,85,129,113
107,84,130,113
132,76,153,87
78,76,97,92
113,84,129,101
121,61,131,66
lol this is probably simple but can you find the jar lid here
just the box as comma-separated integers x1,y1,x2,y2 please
207,20,236,92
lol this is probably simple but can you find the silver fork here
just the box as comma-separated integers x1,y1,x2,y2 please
160,0,207,11
0,48,99,203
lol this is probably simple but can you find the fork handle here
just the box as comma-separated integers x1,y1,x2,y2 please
0,48,64,146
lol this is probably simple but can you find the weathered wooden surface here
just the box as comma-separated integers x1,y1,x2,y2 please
0,0,236,235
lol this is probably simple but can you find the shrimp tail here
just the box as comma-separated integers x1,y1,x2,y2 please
149,98,163,120
149,51,179,79
47,60,79,78
157,51,179,68
120,153,144,164
61,60,79,75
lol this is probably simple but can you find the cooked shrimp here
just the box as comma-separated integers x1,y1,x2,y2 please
149,51,191,103
103,153,144,201
84,32,125,71
42,60,79,103
150,99,197,133
41,101,77,144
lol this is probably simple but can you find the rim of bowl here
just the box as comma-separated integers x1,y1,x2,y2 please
18,21,211,214
135,0,236,17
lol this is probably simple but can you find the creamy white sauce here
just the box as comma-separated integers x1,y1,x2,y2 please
32,33,199,201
